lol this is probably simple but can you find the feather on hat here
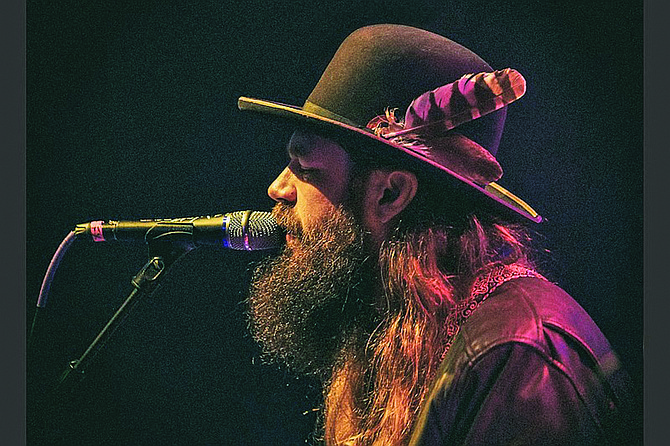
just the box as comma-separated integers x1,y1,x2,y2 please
367,69,526,186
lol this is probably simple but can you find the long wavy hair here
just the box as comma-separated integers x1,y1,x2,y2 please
319,166,540,446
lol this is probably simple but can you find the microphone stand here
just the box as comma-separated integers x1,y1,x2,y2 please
53,230,195,398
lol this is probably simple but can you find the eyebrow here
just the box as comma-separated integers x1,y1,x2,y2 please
287,140,311,158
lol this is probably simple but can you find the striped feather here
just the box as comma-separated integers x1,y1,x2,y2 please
384,68,526,139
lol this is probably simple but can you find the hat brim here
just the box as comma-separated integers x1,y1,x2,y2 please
238,96,542,223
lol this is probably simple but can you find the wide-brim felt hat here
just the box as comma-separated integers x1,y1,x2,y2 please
238,24,541,223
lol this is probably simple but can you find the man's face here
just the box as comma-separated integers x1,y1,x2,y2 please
267,130,353,236
246,130,377,376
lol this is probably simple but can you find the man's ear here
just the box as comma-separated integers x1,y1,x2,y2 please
365,169,418,225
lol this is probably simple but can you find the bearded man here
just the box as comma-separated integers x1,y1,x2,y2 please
240,25,632,445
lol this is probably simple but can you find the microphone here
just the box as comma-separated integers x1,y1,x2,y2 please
73,210,283,251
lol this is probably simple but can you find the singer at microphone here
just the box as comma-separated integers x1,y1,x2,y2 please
73,210,283,251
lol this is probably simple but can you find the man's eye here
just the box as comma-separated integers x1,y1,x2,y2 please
297,166,316,179
291,161,317,180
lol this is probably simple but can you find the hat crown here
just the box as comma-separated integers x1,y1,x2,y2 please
305,24,506,155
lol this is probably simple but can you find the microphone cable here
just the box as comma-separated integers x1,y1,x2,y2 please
28,230,76,350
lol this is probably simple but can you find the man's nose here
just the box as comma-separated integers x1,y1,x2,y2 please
267,167,296,204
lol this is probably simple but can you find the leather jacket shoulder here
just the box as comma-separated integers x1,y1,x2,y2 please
409,277,634,445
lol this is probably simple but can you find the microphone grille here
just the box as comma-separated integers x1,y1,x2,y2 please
226,211,283,251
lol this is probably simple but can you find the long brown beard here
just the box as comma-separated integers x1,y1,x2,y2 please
247,203,377,378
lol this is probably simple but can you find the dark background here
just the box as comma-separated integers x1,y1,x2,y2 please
26,1,643,445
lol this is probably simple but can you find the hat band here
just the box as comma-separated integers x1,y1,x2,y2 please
303,100,360,127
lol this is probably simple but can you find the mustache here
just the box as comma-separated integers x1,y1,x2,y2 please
272,203,303,238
